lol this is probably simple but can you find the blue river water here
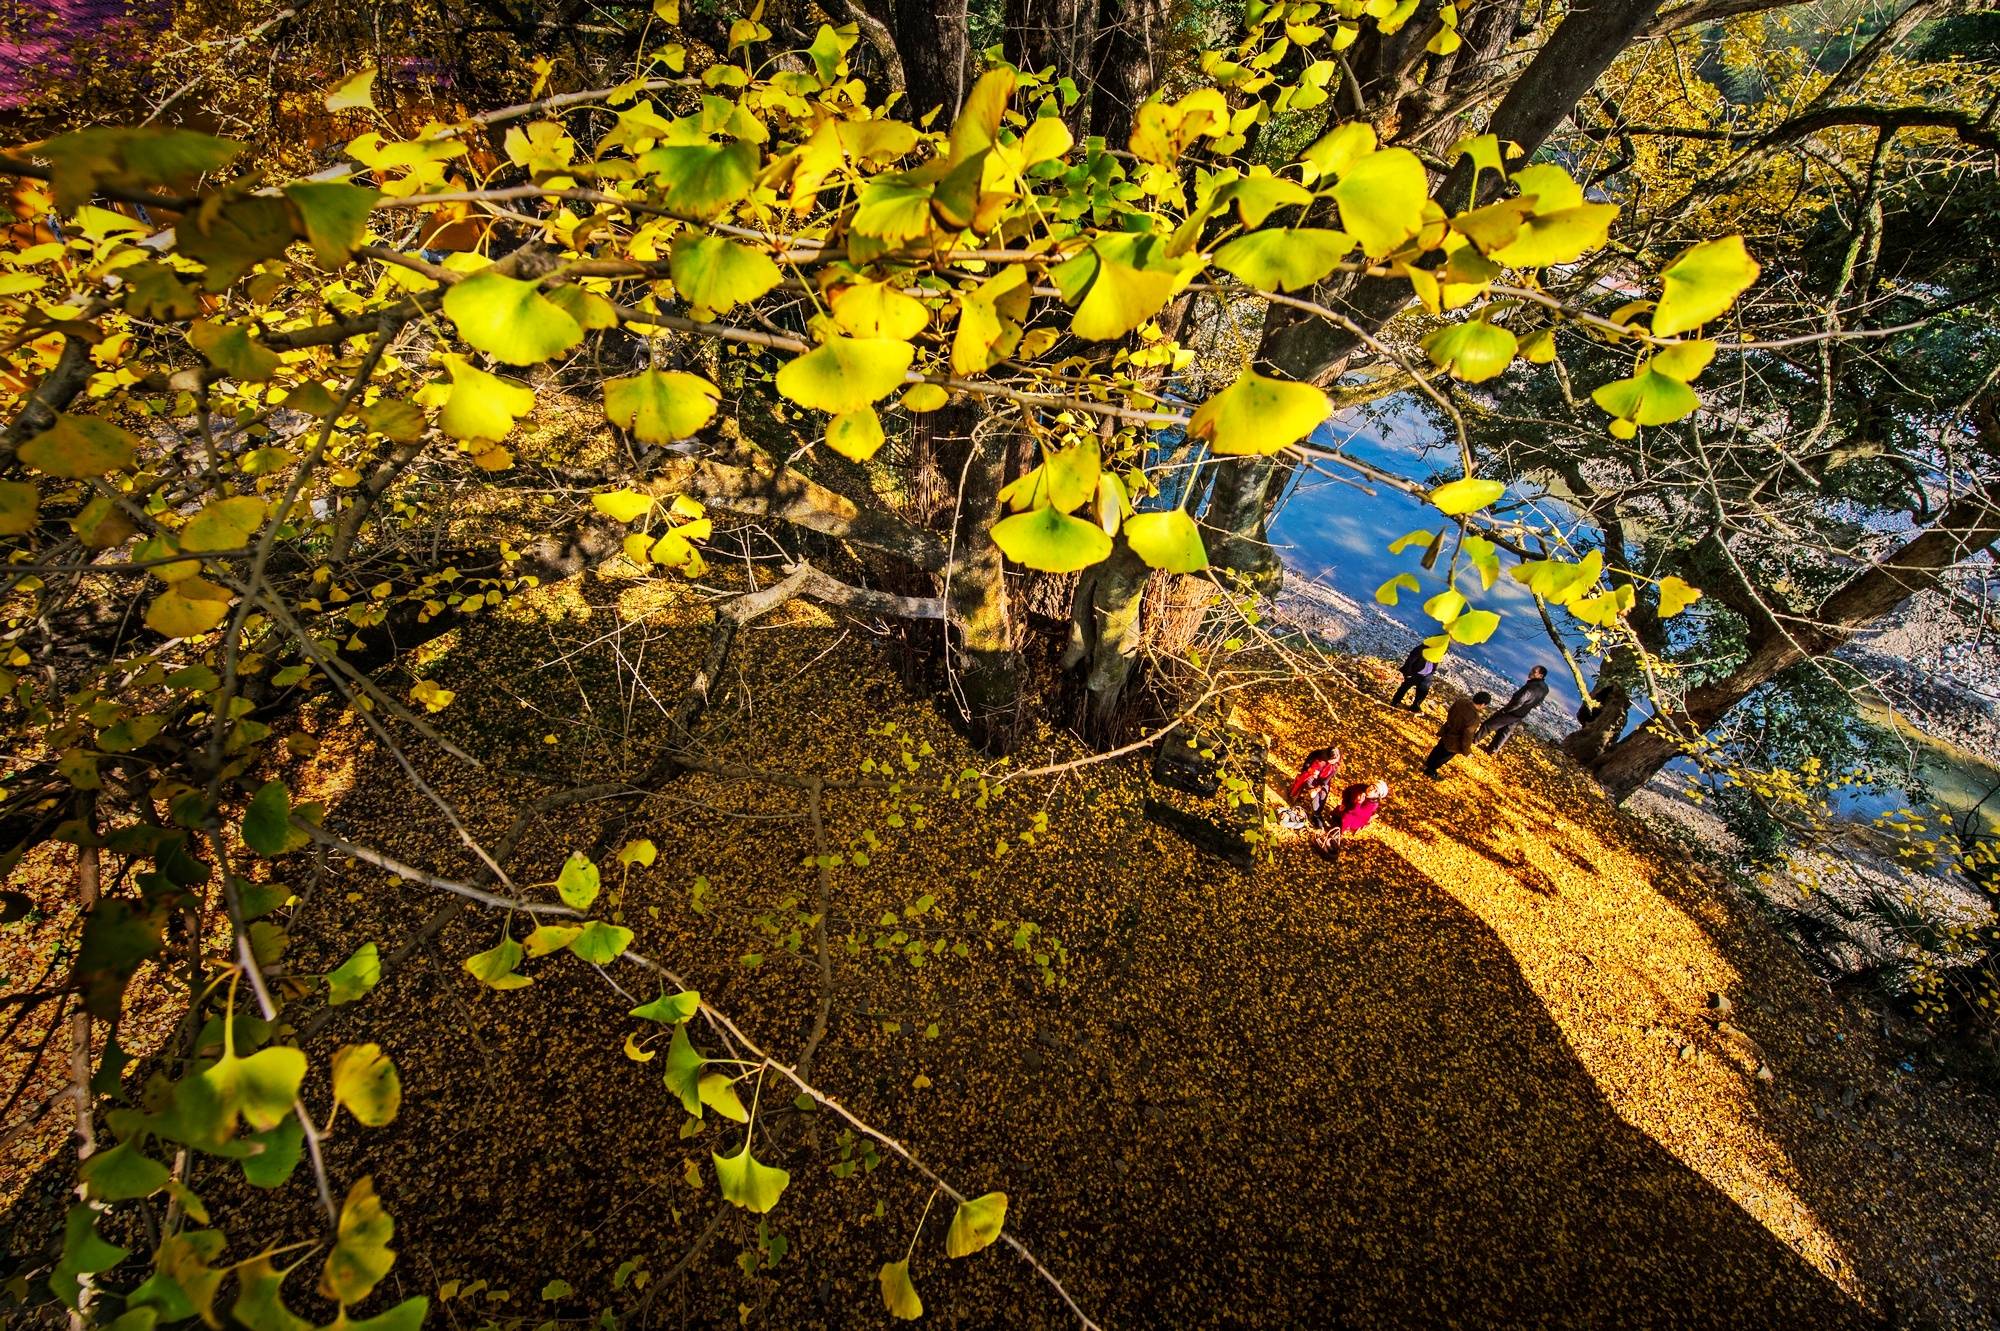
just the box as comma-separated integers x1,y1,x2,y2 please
1266,401,1587,718
1263,401,1999,836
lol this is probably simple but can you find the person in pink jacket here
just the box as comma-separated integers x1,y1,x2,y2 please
1312,780,1388,857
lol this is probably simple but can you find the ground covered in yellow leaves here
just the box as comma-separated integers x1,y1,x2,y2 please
8,573,2000,1329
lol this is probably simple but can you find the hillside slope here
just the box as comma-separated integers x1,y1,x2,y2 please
5,579,1997,1328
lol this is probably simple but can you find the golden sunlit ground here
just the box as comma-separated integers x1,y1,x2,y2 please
5,572,1998,1328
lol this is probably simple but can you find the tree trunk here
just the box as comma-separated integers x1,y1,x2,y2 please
1563,643,1637,766
932,404,1022,749
1591,480,2000,803
888,0,971,122
1062,536,1151,732
1005,0,1096,93
1086,0,1167,145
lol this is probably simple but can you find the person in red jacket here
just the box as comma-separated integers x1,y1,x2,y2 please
1287,746,1342,824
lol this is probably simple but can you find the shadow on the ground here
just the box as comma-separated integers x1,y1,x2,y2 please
14,606,1991,1330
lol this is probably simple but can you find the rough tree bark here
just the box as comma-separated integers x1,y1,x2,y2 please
930,403,1023,748
1086,0,1168,144
883,0,972,121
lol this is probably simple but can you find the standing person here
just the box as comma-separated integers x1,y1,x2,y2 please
1391,642,1437,712
1424,690,1491,777
1475,666,1550,753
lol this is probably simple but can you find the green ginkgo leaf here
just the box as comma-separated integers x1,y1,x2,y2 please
1375,573,1420,605
853,176,936,242
1652,235,1760,337
326,942,380,1006
555,852,600,910
40,125,243,212
631,989,700,1024
443,270,584,366
190,320,281,382
80,1141,170,1202
339,1297,428,1331
714,1142,790,1213
232,1251,311,1331
944,1191,1008,1258
181,495,266,552
52,1205,127,1309
990,507,1113,573
19,413,138,477
439,355,536,443
330,1043,401,1127
281,181,381,267
1189,370,1328,456
663,1022,705,1114
568,921,633,966
671,235,782,313
1122,509,1208,573
1212,228,1354,293
1421,320,1517,383
464,937,530,989
775,337,913,414
241,779,295,856
879,1259,923,1320
826,407,886,462
1448,609,1500,644
0,480,37,535
1219,171,1314,226
639,140,759,218
1332,147,1426,258
1428,477,1506,516
240,1117,305,1189
1590,370,1699,428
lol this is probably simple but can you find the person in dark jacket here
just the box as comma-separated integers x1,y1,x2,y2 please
1475,666,1549,753
1424,690,1491,777
1391,642,1436,711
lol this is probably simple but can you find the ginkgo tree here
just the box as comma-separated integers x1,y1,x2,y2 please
0,2,1779,1325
